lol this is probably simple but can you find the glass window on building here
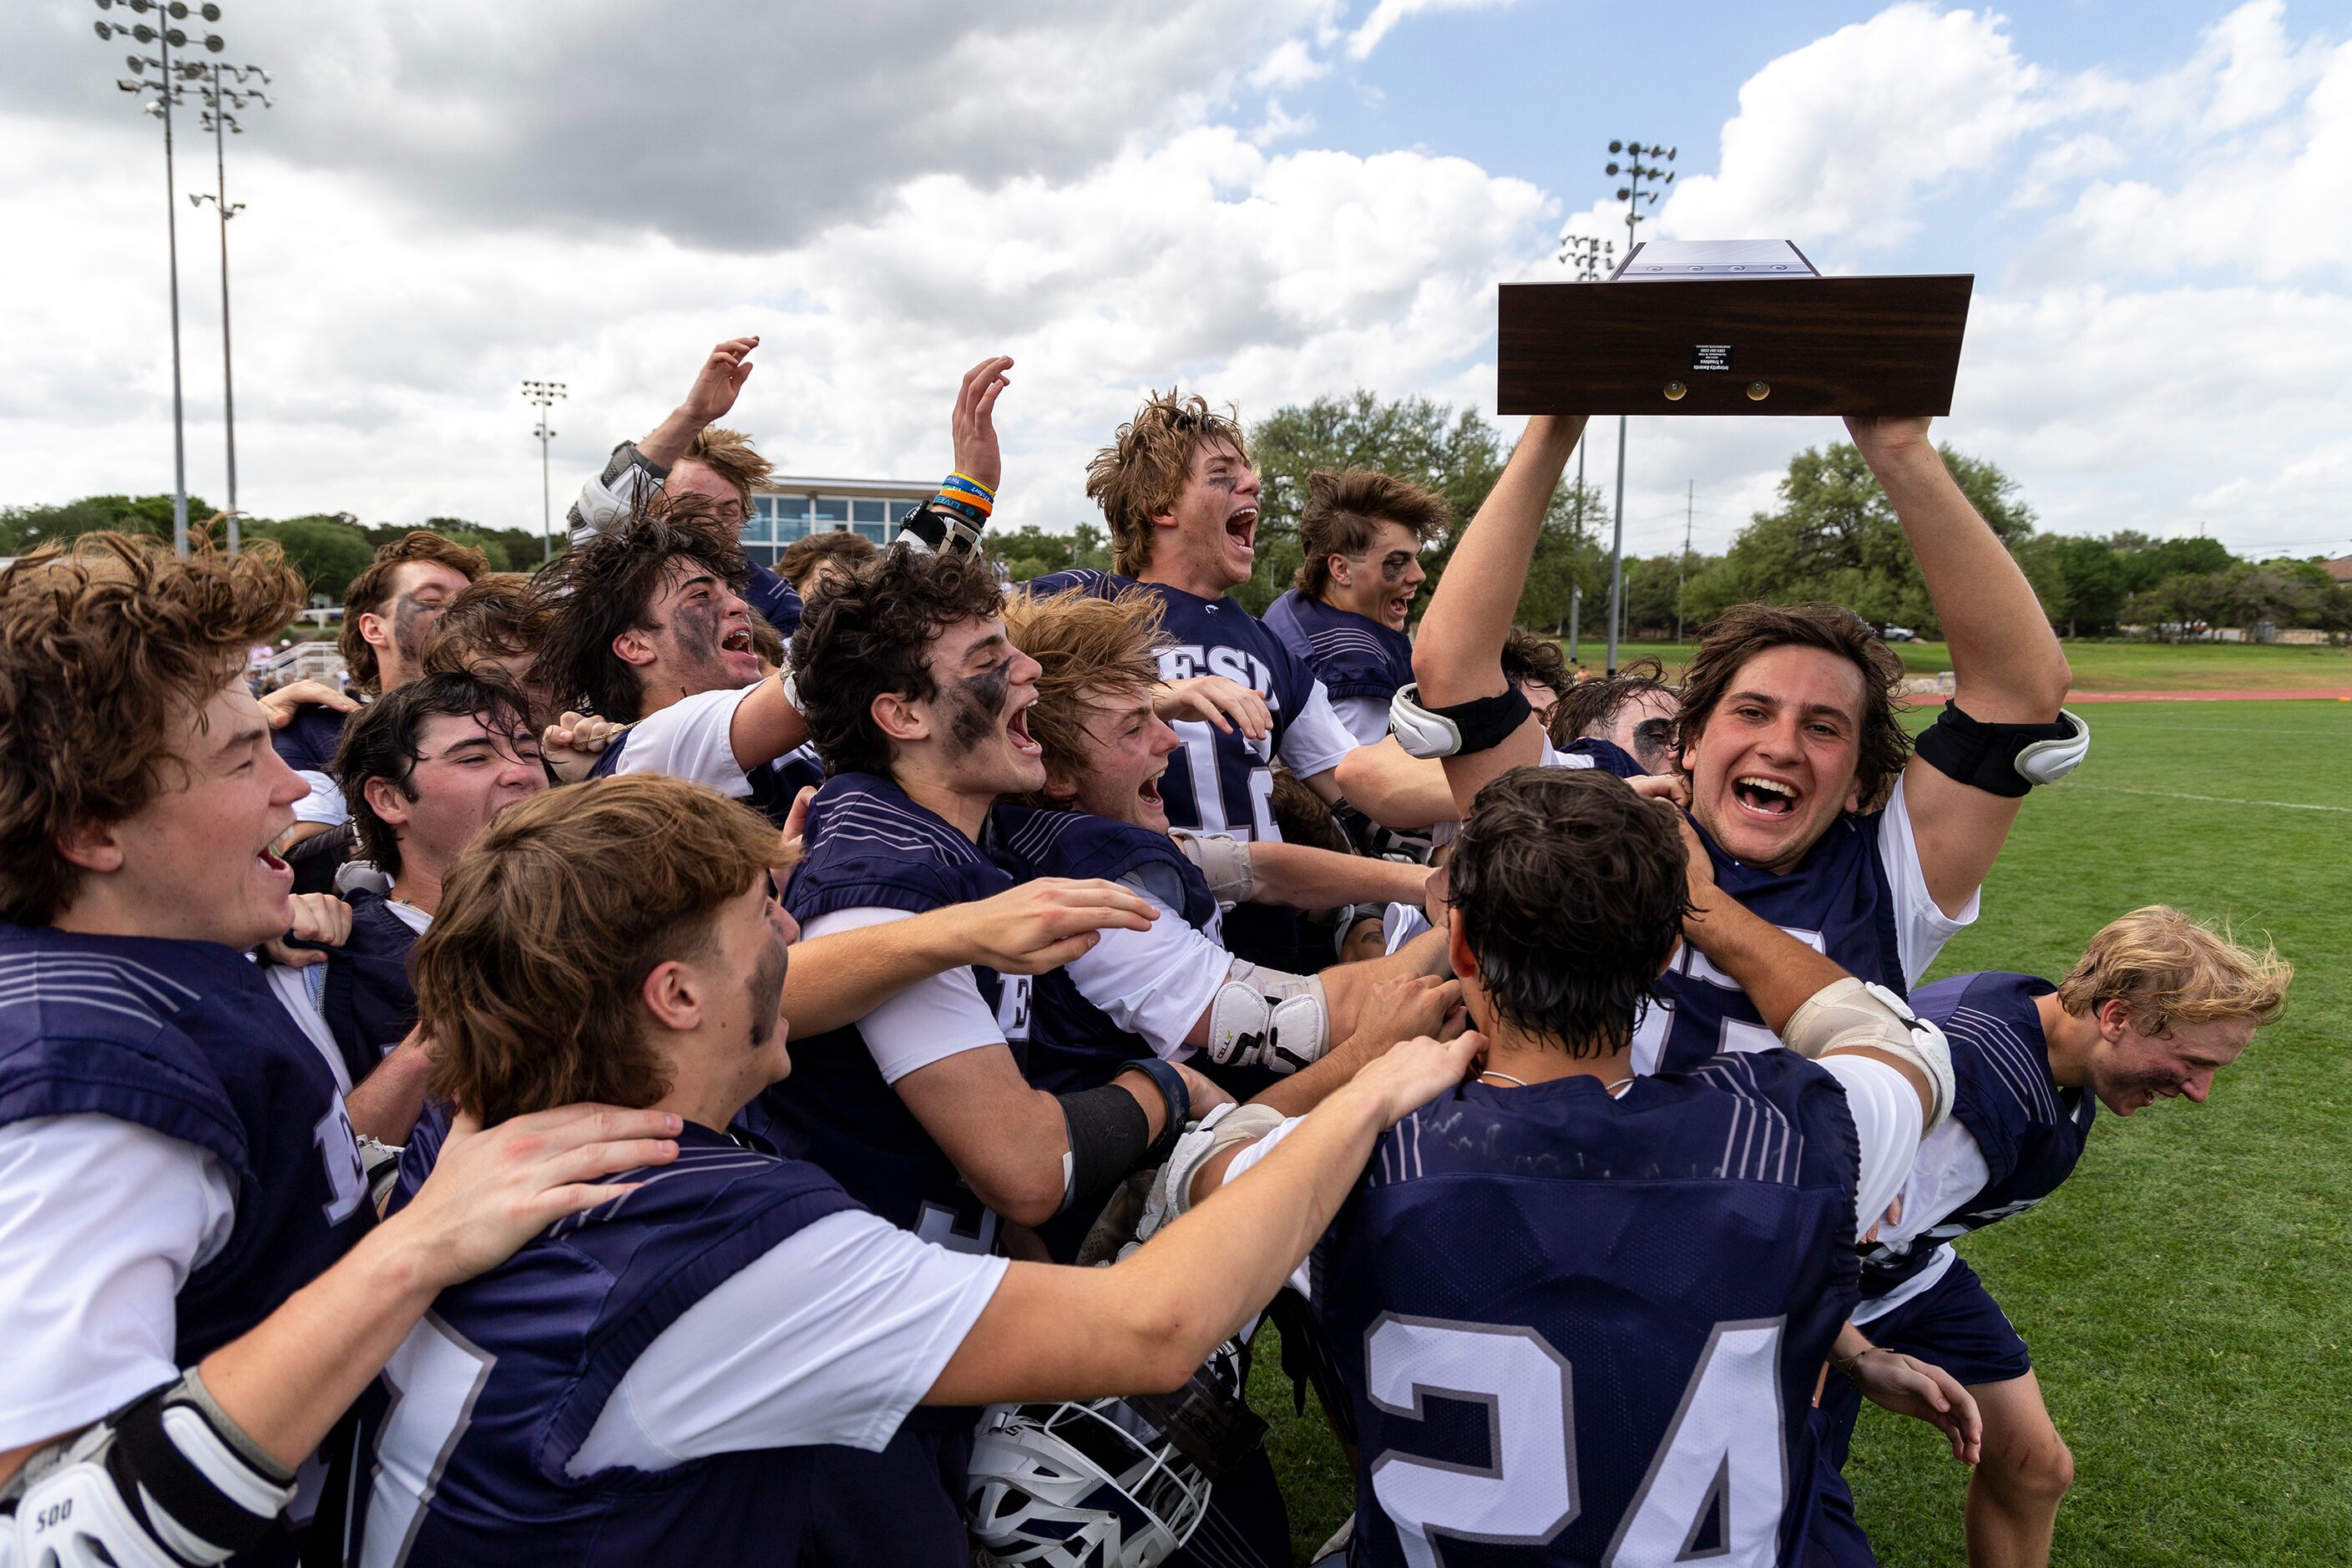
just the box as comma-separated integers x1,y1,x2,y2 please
772,494,812,545
814,497,850,534
852,498,891,544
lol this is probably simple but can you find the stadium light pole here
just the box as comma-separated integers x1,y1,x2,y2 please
522,380,567,561
1601,139,1675,674
190,60,269,551
97,0,228,556
1557,233,1614,665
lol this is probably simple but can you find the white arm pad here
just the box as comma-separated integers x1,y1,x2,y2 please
2017,709,2090,786
1782,977,1956,1132
1,1369,296,1568
1136,1103,1292,1243
1206,964,1331,1076
1170,830,1253,910
1388,682,1462,759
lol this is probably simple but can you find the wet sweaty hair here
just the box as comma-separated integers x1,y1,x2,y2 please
1675,603,1910,812
1448,767,1692,1057
790,544,1011,780
1293,468,1449,599
1548,656,1673,750
529,494,746,724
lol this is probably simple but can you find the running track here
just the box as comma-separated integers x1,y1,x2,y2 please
2063,687,2352,703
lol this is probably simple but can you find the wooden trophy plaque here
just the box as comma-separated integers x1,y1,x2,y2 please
1498,240,1972,417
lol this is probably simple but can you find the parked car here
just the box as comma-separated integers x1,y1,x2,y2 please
1883,625,1919,641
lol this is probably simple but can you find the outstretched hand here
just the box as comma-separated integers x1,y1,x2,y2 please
259,679,360,729
397,1105,685,1288
953,356,1014,494
943,876,1160,974
680,336,759,428
1351,1030,1483,1128
1842,414,1935,463
1156,675,1272,741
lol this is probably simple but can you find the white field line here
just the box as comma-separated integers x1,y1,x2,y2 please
2071,782,2352,814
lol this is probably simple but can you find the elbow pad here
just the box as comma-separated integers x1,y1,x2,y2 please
1,1370,296,1568
1170,830,1253,911
1388,681,1532,760
1914,702,2089,797
1783,977,1956,1131
1137,1103,1292,1243
1206,964,1330,1077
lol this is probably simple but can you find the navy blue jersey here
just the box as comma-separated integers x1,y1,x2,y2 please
1263,589,1414,707
991,803,1219,1099
0,926,371,1363
360,1116,859,1567
271,701,352,778
1025,571,1323,842
1859,972,2094,1301
1550,736,1646,778
1641,811,1908,1076
744,564,803,641
320,889,421,1085
768,774,1030,1290
1313,1053,1861,1567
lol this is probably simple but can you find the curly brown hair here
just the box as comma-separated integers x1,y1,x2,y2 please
420,573,547,677
529,495,747,723
0,534,305,924
999,586,1166,793
777,528,878,595
1675,603,1910,812
790,544,1009,779
1501,629,1573,712
338,530,488,692
1449,767,1692,1057
413,775,794,1125
1086,390,1249,578
2056,905,2293,1038
1294,468,1449,599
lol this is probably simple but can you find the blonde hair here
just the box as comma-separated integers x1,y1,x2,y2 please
1000,587,1166,791
682,425,773,507
1085,390,1249,578
2055,905,2292,1037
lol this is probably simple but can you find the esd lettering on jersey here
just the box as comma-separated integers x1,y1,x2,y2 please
1156,646,1283,712
315,1099,369,1224
996,975,1033,1043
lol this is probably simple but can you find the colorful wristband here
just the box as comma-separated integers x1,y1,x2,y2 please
944,472,998,503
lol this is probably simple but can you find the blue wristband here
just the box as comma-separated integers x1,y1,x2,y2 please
1123,1057,1191,1162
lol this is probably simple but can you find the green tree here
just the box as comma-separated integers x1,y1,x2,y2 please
240,514,378,605
1692,442,2046,637
995,522,1111,584
0,493,218,554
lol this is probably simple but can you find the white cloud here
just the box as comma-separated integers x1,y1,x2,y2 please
1344,0,1520,62
1252,99,1318,146
1660,4,2050,252
1251,38,1329,90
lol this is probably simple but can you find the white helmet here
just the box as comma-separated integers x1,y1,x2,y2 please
967,1342,1258,1568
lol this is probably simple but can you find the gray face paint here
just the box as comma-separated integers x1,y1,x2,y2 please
392,590,450,666
746,930,788,1050
943,655,1014,756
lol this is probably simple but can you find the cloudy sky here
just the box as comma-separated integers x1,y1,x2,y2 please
4,0,2349,562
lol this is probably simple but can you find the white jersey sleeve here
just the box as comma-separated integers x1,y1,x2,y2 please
610,685,759,798
1219,1115,1313,1298
1330,694,1393,748
1277,680,1359,782
1060,908,1229,1061
290,768,350,827
797,908,1008,1082
0,1115,236,1449
1815,1055,1927,1236
569,1210,1009,1472
1881,771,1981,984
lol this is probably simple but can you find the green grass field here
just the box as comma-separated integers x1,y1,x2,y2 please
1250,698,2352,1564
1567,637,2352,693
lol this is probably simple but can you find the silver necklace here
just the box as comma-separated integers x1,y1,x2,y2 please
1479,1069,1636,1098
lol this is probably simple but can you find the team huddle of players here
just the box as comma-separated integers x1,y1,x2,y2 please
0,339,2294,1568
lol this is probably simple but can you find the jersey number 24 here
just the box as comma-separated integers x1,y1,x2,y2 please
1365,1313,1787,1567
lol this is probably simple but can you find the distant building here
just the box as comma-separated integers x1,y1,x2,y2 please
2324,554,2352,584
744,476,935,569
